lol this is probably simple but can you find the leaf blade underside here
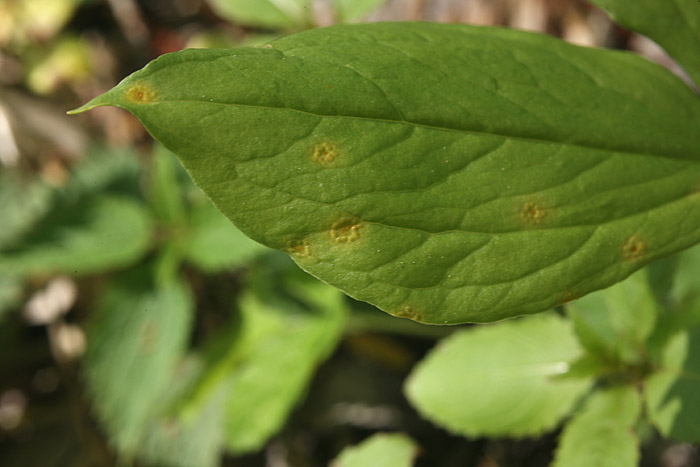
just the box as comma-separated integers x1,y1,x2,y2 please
71,23,700,323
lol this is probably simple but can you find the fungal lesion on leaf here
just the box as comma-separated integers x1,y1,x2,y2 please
395,306,423,322
521,201,547,225
286,239,312,258
330,218,362,243
312,142,338,166
125,81,158,103
622,236,647,260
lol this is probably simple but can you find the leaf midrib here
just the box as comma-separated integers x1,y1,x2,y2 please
150,98,700,164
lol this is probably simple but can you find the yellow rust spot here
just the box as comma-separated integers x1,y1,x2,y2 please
521,202,547,225
312,142,338,166
331,218,361,243
287,239,312,258
125,82,158,103
396,306,422,322
623,236,647,260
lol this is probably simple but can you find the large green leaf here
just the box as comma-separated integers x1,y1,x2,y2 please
332,433,419,467
82,269,193,456
553,386,641,467
645,324,700,442
69,23,700,323
206,0,312,29
0,195,152,276
589,0,700,88
567,270,657,366
404,313,592,437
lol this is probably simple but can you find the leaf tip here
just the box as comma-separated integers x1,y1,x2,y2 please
67,92,116,115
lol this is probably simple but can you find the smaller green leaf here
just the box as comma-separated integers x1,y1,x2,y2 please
206,0,312,29
0,195,152,277
553,386,641,467
332,433,419,467
645,324,700,442
589,0,700,88
184,199,269,273
331,0,386,22
137,359,226,467
405,313,592,438
82,268,193,456
0,171,52,250
567,270,657,365
223,275,347,453
149,144,187,225
670,243,700,306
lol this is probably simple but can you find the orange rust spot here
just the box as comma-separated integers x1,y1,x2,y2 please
312,142,338,166
622,236,647,260
287,239,312,258
331,218,361,243
521,202,547,225
396,306,422,322
139,321,158,354
126,82,158,103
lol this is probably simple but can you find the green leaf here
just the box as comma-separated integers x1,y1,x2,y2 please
332,433,419,467
150,144,187,225
205,0,312,29
184,198,269,272
589,0,700,88
405,313,592,437
68,23,700,323
567,270,657,366
181,261,347,454
645,324,700,442
0,171,52,250
670,243,700,306
331,0,386,22
553,386,641,467
0,195,152,277
82,269,193,456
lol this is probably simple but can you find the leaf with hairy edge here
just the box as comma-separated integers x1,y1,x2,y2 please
82,269,193,456
332,433,419,467
553,386,641,467
69,23,700,324
405,313,592,437
589,0,700,88
645,325,700,442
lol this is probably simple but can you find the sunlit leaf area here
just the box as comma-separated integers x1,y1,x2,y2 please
2,1,699,466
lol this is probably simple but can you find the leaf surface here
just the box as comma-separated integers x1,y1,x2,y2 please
0,195,152,276
206,0,311,29
404,313,592,437
70,23,700,323
645,325,700,442
589,0,700,88
553,386,641,467
331,0,386,22
82,269,193,455
332,433,419,467
567,270,657,365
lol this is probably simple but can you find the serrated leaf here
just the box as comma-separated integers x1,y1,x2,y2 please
69,23,700,323
567,270,657,365
589,0,700,88
0,195,152,276
645,325,700,442
82,269,193,456
332,433,419,467
553,386,641,467
206,0,312,29
331,0,386,22
405,313,592,437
